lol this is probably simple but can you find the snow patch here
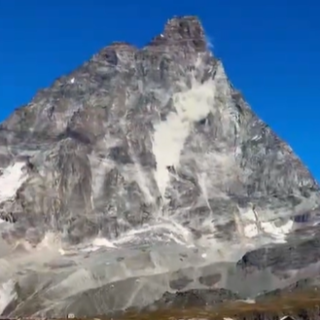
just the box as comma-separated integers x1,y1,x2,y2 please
241,207,294,243
0,162,28,204
152,73,216,197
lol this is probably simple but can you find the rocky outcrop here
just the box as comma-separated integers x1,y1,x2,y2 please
1,15,319,245
0,15,320,318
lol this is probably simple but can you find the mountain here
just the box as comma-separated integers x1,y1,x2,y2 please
0,15,320,318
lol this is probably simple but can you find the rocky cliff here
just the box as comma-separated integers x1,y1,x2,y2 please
0,16,320,318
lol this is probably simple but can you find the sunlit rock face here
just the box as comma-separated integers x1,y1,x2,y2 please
0,16,319,317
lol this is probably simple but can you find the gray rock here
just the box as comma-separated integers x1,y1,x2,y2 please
0,15,320,317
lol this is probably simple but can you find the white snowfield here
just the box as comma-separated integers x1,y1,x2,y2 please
0,162,28,224
241,207,294,243
0,162,28,204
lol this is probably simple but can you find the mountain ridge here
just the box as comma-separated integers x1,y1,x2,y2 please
0,15,320,317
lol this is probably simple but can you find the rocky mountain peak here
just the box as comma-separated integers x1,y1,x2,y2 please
148,15,207,52
0,16,320,318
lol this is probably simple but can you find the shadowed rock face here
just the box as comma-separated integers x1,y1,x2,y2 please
0,16,320,318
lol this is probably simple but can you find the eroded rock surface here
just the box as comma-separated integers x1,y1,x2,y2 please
0,15,320,318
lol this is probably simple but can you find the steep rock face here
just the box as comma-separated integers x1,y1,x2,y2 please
1,16,318,246
0,16,320,317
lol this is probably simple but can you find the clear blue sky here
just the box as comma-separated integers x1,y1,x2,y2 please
0,0,319,181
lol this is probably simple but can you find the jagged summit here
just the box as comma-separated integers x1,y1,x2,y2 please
164,16,206,42
148,16,207,52
90,16,208,68
92,15,207,60
0,16,320,317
